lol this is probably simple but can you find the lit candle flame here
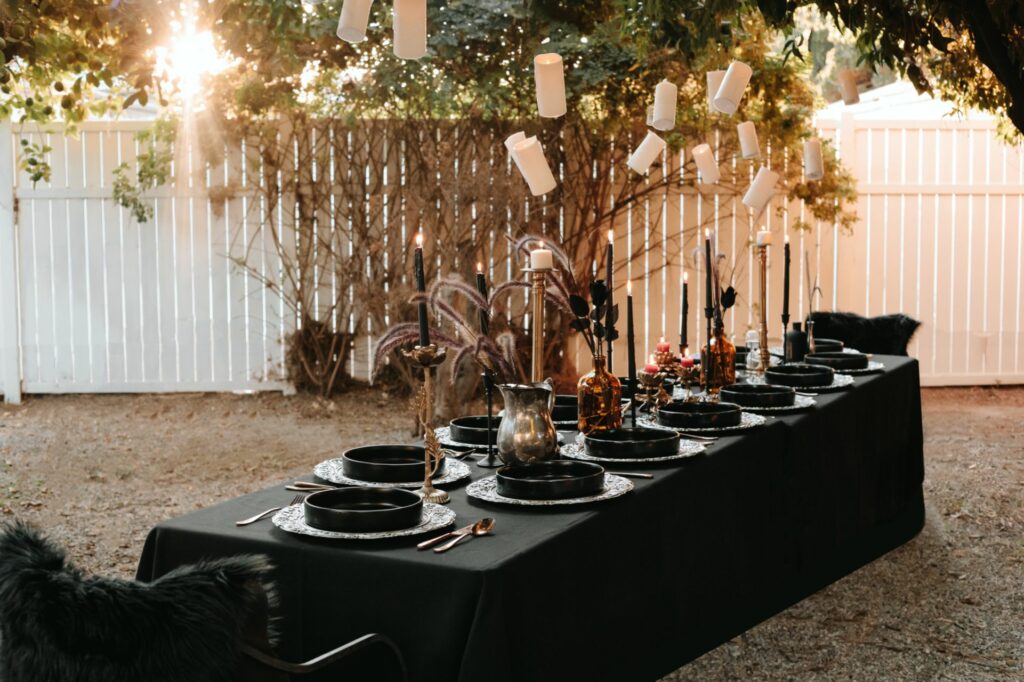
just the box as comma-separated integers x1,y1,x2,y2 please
659,336,665,344
627,280,632,295
704,227,711,238
607,229,614,244
415,232,424,247
476,261,483,273
785,233,790,244
683,271,689,283
648,354,656,365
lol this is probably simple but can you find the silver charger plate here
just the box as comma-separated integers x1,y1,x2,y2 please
560,433,705,463
271,503,455,541
313,457,472,488
638,410,767,434
769,346,862,356
435,426,564,450
836,361,885,375
746,372,855,392
741,393,817,413
465,474,633,506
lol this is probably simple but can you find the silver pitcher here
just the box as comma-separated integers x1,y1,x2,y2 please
496,380,558,465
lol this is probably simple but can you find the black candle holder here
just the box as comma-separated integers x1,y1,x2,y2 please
477,371,502,468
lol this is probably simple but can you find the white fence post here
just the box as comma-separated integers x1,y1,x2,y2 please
0,121,21,404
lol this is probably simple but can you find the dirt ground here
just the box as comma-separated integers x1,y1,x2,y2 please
0,386,1021,680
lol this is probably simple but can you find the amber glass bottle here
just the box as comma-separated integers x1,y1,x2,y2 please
702,324,737,397
577,355,623,434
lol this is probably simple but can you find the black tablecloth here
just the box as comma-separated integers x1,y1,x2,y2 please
137,355,925,682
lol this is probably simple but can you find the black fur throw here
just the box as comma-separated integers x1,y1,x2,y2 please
0,520,276,682
808,311,921,356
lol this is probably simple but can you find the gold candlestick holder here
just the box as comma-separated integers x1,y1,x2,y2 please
677,364,701,402
528,268,550,383
401,344,450,505
757,244,770,375
636,370,671,413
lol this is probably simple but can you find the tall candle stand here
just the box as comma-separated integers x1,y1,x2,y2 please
528,268,550,383
402,344,450,504
757,243,770,374
477,371,502,468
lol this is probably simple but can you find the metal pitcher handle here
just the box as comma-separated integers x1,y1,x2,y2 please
539,377,555,412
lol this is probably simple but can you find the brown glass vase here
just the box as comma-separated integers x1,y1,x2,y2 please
577,355,622,434
702,324,737,397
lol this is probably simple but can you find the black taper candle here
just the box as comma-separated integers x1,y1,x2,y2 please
782,237,791,333
414,234,430,346
704,233,713,383
626,282,637,426
605,231,614,370
475,264,489,335
680,272,689,354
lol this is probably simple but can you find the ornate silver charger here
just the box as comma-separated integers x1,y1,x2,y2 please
639,410,766,433
313,457,472,488
560,433,705,463
741,393,817,413
465,474,633,506
836,361,885,375
271,503,455,540
745,372,854,393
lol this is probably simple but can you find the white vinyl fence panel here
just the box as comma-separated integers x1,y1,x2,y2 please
1,110,1022,402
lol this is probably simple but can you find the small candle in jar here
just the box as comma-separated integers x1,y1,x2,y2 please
656,336,671,353
644,355,659,374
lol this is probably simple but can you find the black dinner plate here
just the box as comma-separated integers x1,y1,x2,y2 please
583,427,681,459
303,487,424,533
720,383,796,408
448,416,498,446
809,338,844,353
341,445,445,483
496,461,606,500
656,400,742,429
804,351,868,370
552,395,631,423
765,363,835,388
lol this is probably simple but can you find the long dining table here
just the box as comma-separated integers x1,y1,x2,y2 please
136,354,925,682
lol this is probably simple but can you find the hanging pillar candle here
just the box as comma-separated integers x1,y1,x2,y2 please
627,131,666,174
534,53,567,118
706,71,726,112
742,166,780,214
692,143,720,185
713,61,753,115
337,0,373,42
737,121,760,160
804,137,825,180
393,0,427,60
837,69,860,105
651,79,678,131
504,131,526,159
512,137,557,196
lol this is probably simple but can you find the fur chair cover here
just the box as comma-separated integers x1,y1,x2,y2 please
0,520,276,682
807,311,921,356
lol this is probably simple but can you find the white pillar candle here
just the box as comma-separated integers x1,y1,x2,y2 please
337,0,373,42
713,61,753,115
646,105,655,127
534,53,567,118
512,137,557,196
837,69,860,105
530,248,553,271
742,166,780,213
737,121,760,160
627,131,667,174
651,79,678,131
393,0,426,60
504,131,526,155
803,137,825,180
692,143,720,185
706,71,726,112
756,230,772,246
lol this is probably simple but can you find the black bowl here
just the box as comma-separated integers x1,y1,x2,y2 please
810,338,844,353
495,461,606,500
804,351,868,370
552,395,632,424
720,383,796,408
765,363,835,388
657,401,742,429
303,487,423,533
449,416,498,446
341,445,445,483
583,427,681,459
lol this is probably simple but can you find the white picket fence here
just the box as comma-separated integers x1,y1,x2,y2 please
1,85,1022,402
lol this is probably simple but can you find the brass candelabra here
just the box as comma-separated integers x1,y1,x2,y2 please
636,370,672,412
528,268,549,383
401,344,450,505
757,243,771,375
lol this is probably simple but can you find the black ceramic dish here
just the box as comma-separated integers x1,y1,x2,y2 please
303,487,423,533
495,460,606,500
656,401,742,429
810,338,844,353
448,416,499,446
341,445,445,483
552,395,632,424
720,383,796,408
583,427,681,459
765,363,835,388
804,351,869,370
